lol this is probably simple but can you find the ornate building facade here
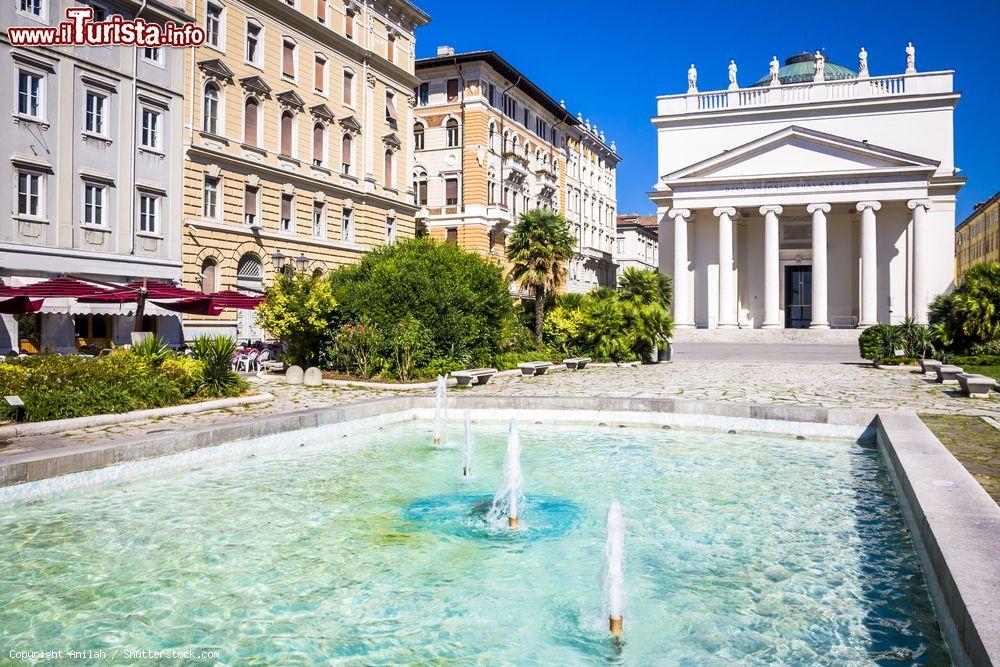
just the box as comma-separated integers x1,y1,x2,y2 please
412,48,619,293
955,192,999,278
182,0,428,339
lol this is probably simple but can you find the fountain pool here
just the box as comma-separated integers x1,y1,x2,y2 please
0,419,948,664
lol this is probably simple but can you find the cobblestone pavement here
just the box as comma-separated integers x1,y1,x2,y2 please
466,361,1000,418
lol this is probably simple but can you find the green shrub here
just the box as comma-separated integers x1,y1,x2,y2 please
328,319,385,379
929,262,1000,350
159,355,204,398
190,336,247,398
328,238,519,366
970,340,1000,356
130,335,170,366
417,357,467,378
858,325,894,361
387,316,432,382
953,355,1000,367
255,271,339,367
491,349,560,371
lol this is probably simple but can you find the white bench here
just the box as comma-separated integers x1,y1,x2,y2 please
935,365,964,384
451,368,498,386
564,357,592,370
518,361,552,376
957,373,996,398
919,359,942,374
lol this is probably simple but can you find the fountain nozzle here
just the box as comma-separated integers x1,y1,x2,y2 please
508,515,519,528
433,437,440,446
463,466,470,477
609,615,623,638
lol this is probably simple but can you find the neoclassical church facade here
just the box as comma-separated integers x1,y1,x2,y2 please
649,48,963,329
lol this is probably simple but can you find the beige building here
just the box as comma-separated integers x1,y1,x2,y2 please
955,192,1000,277
182,0,428,339
615,214,658,276
412,48,620,293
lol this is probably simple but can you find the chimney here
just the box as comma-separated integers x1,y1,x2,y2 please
437,46,455,57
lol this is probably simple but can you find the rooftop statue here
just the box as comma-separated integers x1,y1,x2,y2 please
858,46,869,78
813,50,826,82
728,59,738,90
905,42,916,74
769,56,780,86
687,63,698,93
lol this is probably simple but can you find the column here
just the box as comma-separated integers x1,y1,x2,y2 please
714,207,737,328
908,199,932,324
668,208,692,328
759,205,782,328
857,201,881,327
807,203,831,329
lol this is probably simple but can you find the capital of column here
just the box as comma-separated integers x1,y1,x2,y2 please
907,198,932,211
713,206,736,218
856,201,882,213
806,203,831,214
667,208,691,221
759,205,783,216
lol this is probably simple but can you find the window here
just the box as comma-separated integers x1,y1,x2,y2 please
387,34,395,64
445,177,458,206
386,216,395,243
446,78,458,102
385,92,398,129
282,39,296,79
17,70,43,119
19,0,43,17
413,170,427,206
80,0,106,20
446,227,458,244
342,70,354,106
16,170,42,218
138,193,159,234
502,94,516,119
446,118,459,147
314,54,326,93
243,97,258,146
205,2,223,48
383,149,394,188
488,173,496,205
140,107,160,149
312,202,324,237
535,117,548,141
312,123,325,165
522,108,529,127
315,0,325,23
244,185,259,226
487,83,496,107
345,10,354,40
245,20,261,65
341,133,352,174
82,182,105,226
413,123,424,150
142,47,162,64
202,83,219,134
417,82,429,106
203,176,219,219
280,194,293,231
341,207,353,241
200,258,218,293
85,91,106,135
280,111,294,156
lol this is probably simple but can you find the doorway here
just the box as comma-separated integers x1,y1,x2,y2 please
784,265,812,329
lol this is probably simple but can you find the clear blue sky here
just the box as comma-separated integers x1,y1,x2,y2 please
413,0,999,222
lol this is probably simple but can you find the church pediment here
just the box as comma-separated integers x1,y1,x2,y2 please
663,126,939,185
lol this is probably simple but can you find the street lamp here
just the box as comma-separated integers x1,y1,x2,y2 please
270,250,287,271
295,253,309,271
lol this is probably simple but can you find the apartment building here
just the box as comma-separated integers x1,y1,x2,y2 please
413,48,620,293
955,191,1000,277
615,214,658,276
0,0,191,353
182,0,429,339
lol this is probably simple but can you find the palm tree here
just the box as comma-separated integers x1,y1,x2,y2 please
618,267,661,307
506,208,575,342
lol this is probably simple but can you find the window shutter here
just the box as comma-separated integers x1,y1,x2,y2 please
316,0,325,21
245,188,257,215
384,151,392,185
281,195,291,220
446,178,457,200
447,79,458,101
314,58,324,90
345,12,353,38
313,125,323,162
343,72,352,105
342,135,352,165
386,94,397,120
283,42,294,77
245,100,257,145
281,114,293,155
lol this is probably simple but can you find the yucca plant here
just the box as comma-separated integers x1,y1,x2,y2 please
190,335,246,397
876,326,903,361
130,334,171,366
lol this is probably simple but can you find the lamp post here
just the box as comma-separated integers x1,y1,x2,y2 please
295,253,309,271
270,250,287,273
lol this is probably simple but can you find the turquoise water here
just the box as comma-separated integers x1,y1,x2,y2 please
0,421,948,665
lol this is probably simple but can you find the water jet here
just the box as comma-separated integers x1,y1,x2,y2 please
462,410,473,476
432,376,448,446
602,500,625,639
487,419,525,529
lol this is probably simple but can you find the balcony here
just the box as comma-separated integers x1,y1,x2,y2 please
502,153,529,182
655,71,954,118
535,169,558,195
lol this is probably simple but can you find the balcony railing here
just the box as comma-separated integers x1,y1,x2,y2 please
655,71,954,117
502,153,529,182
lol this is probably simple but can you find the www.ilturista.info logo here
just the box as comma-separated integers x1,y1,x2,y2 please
8,7,205,47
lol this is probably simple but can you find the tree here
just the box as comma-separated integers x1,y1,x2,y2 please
506,208,576,343
618,267,660,306
255,271,339,367
929,261,1000,350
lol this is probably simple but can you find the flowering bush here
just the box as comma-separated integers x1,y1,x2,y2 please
329,318,383,379
388,316,431,382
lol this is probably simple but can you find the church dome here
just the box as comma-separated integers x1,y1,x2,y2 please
750,52,858,87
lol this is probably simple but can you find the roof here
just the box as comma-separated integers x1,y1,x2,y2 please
416,50,580,126
957,191,1000,230
617,214,658,231
751,52,858,87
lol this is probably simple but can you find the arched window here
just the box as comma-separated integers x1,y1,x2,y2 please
488,123,496,151
502,130,509,153
203,83,220,134
312,122,325,166
383,149,394,188
236,253,264,293
341,133,352,175
487,168,497,205
280,111,294,157
243,97,259,146
446,118,459,147
413,122,425,150
199,257,218,293
412,168,427,206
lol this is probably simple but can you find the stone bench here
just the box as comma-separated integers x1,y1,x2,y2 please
517,361,553,376
919,359,942,374
564,357,592,370
451,368,498,387
935,365,964,384
957,373,996,398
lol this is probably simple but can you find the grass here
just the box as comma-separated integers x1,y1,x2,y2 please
965,365,1000,382
920,414,1000,505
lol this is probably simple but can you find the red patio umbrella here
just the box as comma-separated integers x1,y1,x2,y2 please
150,297,224,316
14,277,111,298
204,290,266,309
0,295,43,314
78,280,203,302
